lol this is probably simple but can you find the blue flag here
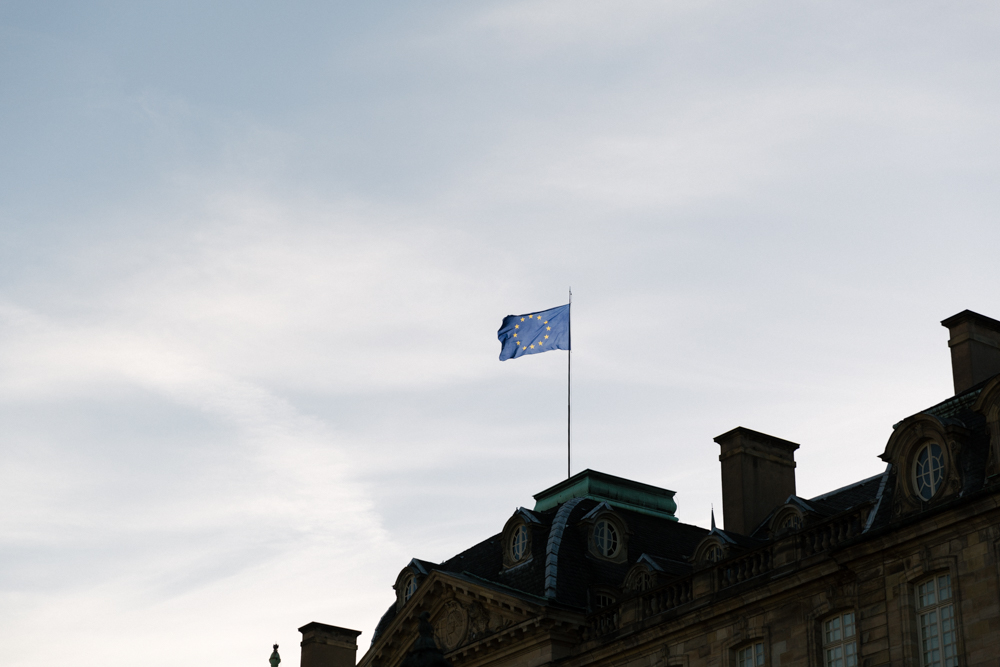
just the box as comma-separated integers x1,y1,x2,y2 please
498,304,570,361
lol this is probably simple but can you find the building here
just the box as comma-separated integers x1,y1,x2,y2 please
299,310,1000,667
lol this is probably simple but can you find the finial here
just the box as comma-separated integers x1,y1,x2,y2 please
710,504,716,531
269,644,281,667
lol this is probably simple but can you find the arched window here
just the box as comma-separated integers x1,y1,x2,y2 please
706,543,724,562
822,611,857,667
914,443,945,501
625,565,654,592
403,575,418,603
916,573,957,667
737,642,764,666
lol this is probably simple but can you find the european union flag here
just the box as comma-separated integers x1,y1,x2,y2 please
498,304,570,361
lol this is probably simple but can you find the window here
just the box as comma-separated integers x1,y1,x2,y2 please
706,543,724,562
823,611,857,667
510,524,528,561
595,592,615,609
916,573,958,667
633,569,652,592
737,642,764,667
782,514,802,531
914,442,945,501
594,519,620,557
403,575,418,603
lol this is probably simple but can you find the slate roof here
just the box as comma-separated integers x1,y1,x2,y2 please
808,473,885,514
371,496,708,642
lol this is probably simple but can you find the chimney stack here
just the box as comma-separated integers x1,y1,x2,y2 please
299,623,362,667
941,310,1000,395
714,427,799,535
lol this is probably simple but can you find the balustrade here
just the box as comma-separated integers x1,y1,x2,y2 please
715,548,772,588
800,508,869,557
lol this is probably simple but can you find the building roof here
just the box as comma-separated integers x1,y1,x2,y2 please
372,368,1000,650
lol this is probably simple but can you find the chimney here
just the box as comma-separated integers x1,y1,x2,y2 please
299,622,362,667
941,310,1000,395
714,427,799,535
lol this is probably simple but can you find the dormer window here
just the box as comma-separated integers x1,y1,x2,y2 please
694,534,731,566
881,414,963,517
501,510,537,568
595,592,616,608
594,519,620,558
394,564,425,610
914,442,945,500
582,504,628,563
782,514,802,531
403,575,418,602
510,524,528,561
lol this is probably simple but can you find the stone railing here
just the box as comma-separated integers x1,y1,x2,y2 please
800,507,870,557
715,548,772,589
586,606,620,639
585,577,693,640
640,578,692,619
584,506,874,641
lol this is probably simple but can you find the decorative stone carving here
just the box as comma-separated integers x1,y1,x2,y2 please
435,600,468,652
467,601,492,641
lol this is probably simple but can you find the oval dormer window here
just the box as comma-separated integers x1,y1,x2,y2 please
914,442,944,501
594,519,620,558
403,575,418,602
510,524,528,561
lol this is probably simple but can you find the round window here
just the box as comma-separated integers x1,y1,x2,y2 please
403,575,418,602
914,442,945,501
594,519,620,557
510,524,528,561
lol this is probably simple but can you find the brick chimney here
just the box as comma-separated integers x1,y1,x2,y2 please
299,622,362,667
941,310,1000,395
714,427,799,535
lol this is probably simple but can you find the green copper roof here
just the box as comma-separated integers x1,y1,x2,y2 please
532,469,677,520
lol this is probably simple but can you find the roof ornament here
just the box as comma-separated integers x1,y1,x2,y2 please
269,644,281,667
711,505,716,531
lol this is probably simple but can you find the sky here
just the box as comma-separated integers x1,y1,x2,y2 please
2,2,1000,665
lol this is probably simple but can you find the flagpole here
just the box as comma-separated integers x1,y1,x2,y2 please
567,287,572,479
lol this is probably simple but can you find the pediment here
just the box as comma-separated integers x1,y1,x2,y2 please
361,571,550,667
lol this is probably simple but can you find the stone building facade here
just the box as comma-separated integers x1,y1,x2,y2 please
300,310,1000,667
